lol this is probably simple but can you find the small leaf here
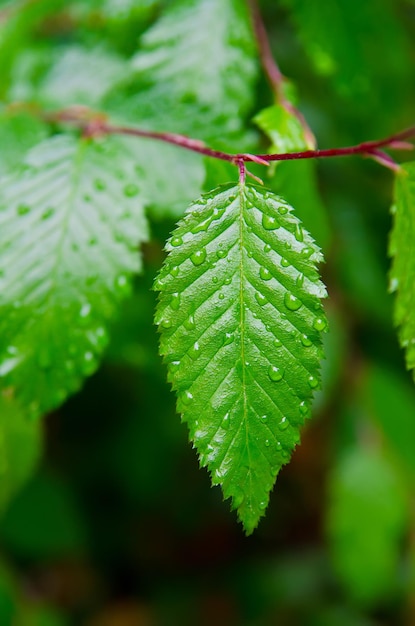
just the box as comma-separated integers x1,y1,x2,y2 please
155,184,327,533
389,163,415,376
0,134,148,417
254,103,312,154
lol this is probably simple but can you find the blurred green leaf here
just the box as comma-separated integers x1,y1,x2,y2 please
0,110,48,176
105,0,258,142
326,444,409,607
0,135,148,418
0,471,86,559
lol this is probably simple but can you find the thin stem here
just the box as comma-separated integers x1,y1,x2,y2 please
44,106,415,171
247,0,316,148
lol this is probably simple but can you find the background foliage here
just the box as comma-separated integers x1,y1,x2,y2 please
0,0,415,623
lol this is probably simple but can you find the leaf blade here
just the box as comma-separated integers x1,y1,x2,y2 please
389,163,415,376
0,134,148,416
155,184,327,533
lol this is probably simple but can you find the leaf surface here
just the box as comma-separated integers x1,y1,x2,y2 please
0,135,148,417
389,163,415,376
155,184,327,533
106,0,258,142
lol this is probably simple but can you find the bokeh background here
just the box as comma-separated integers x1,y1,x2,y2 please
1,0,415,624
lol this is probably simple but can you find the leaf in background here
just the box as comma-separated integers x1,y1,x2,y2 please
255,105,331,251
0,395,42,513
106,0,258,143
118,136,205,221
36,45,128,109
155,184,327,533
0,110,48,176
0,0,66,98
326,445,409,606
390,163,415,377
364,364,415,479
0,470,86,559
0,135,148,418
282,0,411,124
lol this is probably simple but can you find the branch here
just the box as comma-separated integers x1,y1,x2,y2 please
246,0,316,149
40,106,415,172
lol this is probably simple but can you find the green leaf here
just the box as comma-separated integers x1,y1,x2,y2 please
0,395,42,513
389,163,415,376
0,135,148,417
117,135,205,220
155,184,327,533
326,445,409,606
364,364,415,478
36,45,128,109
254,103,312,154
106,0,258,142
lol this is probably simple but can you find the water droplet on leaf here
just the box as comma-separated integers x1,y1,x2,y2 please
259,266,272,281
262,214,279,230
190,248,207,266
284,293,302,311
268,365,283,382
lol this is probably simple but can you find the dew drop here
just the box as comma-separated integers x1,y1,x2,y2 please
79,303,92,324
296,273,305,288
170,360,181,372
259,500,267,510
233,489,244,508
294,224,304,242
262,214,279,230
259,266,272,281
276,441,282,451
255,292,267,306
278,204,288,215
221,412,230,430
268,365,283,382
218,292,225,300
299,401,310,417
273,338,282,348
124,183,139,197
284,293,302,311
308,375,319,389
300,334,313,347
83,351,97,375
224,277,232,285
264,243,272,253
217,249,227,259
180,390,193,405
170,292,181,310
154,278,165,291
212,276,218,284
171,236,183,247
184,315,195,330
189,341,200,359
301,246,313,259
278,417,289,431
223,332,235,346
265,439,270,447
190,248,207,266
94,179,106,191
161,319,172,329
115,274,130,295
17,204,30,216
280,257,290,268
313,316,327,332
170,266,180,277
42,207,54,220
